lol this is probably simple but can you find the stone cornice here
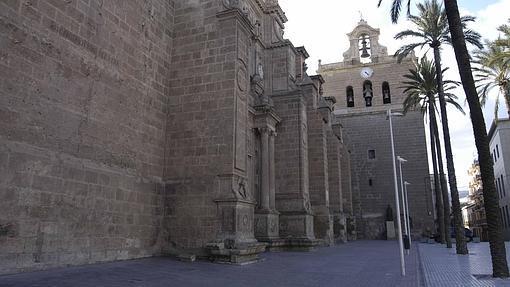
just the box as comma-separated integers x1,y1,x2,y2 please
310,74,324,84
267,39,296,52
318,54,416,73
296,46,309,59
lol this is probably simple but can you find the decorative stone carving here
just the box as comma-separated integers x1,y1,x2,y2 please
237,67,248,92
304,196,312,213
223,0,245,11
222,209,235,232
222,0,260,29
272,20,284,43
234,177,248,199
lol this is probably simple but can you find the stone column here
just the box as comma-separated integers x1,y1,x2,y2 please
260,127,271,211
254,109,281,247
269,130,277,211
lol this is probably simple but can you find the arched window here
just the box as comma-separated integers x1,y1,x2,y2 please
346,86,354,107
362,80,373,107
382,82,391,104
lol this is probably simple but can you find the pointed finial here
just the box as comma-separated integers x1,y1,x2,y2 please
359,11,364,22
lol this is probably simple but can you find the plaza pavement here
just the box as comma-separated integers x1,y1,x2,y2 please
420,241,510,287
1,240,510,287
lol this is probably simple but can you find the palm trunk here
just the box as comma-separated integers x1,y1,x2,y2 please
445,0,509,277
429,95,445,243
432,46,468,254
431,108,452,248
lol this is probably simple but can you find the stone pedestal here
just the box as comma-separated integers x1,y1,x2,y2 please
255,211,280,240
279,213,318,251
347,217,357,241
386,221,396,240
333,212,347,243
313,210,334,246
255,211,285,250
207,198,266,264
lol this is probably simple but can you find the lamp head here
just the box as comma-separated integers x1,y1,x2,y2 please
397,156,407,163
386,109,404,119
405,181,411,185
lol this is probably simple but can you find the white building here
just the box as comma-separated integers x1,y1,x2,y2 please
488,119,510,240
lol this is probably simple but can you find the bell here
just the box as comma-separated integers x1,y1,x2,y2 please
360,38,370,58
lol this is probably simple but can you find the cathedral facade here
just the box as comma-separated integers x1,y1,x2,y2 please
0,0,430,275
0,0,351,273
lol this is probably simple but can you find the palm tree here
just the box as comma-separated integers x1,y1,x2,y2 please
401,57,464,244
493,20,510,66
444,0,509,277
378,0,510,278
392,0,482,254
473,43,510,119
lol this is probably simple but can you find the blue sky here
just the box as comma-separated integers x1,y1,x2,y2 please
459,0,499,11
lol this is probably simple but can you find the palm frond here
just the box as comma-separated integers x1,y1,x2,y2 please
391,0,403,23
394,42,427,63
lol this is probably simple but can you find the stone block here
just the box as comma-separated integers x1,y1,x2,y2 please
254,211,279,241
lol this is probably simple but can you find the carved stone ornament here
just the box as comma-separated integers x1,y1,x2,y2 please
222,0,260,28
237,67,248,92
272,20,284,42
223,0,243,9
304,196,311,213
233,177,248,199
257,63,264,80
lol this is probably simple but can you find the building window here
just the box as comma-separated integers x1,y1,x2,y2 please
494,151,497,163
369,178,373,186
368,149,376,159
502,175,506,197
497,144,500,158
362,80,373,107
382,82,391,104
346,86,354,107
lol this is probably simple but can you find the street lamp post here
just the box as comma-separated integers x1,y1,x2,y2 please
397,156,409,255
404,181,412,249
388,109,406,276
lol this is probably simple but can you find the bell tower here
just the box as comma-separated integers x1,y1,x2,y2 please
318,21,433,240
342,20,388,65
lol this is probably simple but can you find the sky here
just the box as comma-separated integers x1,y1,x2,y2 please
278,0,510,196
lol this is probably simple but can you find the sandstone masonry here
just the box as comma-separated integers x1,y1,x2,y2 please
0,1,433,275
319,20,435,240
0,0,351,273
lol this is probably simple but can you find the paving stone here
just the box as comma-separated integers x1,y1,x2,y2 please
0,241,422,287
419,242,510,287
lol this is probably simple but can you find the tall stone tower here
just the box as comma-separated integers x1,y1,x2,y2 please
319,20,434,239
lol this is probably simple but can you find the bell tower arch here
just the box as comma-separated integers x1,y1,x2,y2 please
342,20,388,65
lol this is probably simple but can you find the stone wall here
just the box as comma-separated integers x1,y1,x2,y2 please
319,20,434,239
0,0,359,274
162,0,229,253
0,0,174,274
340,111,434,239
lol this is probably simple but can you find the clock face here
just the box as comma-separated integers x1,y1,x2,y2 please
360,67,374,78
